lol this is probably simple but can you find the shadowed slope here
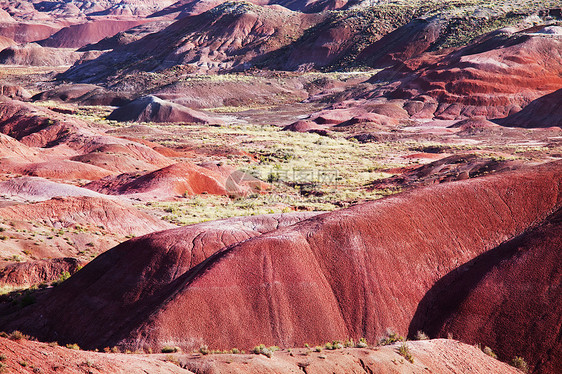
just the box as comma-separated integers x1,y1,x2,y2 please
410,206,562,374
0,97,173,171
60,2,322,81
496,88,562,128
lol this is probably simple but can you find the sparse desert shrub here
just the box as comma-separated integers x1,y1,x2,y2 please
230,348,240,354
397,343,414,363
415,331,429,340
161,346,179,353
252,344,273,358
9,331,28,341
165,355,180,366
199,345,209,355
482,346,497,359
356,337,369,348
344,339,354,348
252,345,262,354
511,356,529,373
52,271,71,286
82,360,99,369
66,343,80,350
314,346,322,352
379,330,404,346
325,341,343,350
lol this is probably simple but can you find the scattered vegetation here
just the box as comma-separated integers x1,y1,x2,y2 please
356,337,369,348
161,346,180,353
165,354,181,366
51,271,71,286
324,341,344,350
511,356,529,373
415,331,430,340
66,343,80,350
199,345,209,355
379,330,405,346
397,343,414,363
482,346,498,359
8,331,28,341
252,344,277,358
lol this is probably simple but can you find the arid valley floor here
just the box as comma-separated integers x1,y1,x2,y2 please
0,0,561,373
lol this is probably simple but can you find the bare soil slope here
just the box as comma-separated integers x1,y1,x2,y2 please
0,336,522,374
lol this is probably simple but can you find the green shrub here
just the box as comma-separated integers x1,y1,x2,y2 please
379,331,404,346
483,346,497,359
66,343,80,350
161,346,179,354
199,345,209,355
252,344,273,358
261,348,273,358
52,271,71,286
511,356,529,373
397,343,414,363
9,331,28,341
415,331,429,340
356,337,369,348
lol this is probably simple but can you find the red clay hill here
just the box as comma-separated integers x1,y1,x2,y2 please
496,87,562,128
106,95,225,124
370,25,562,120
60,2,324,81
2,161,560,363
409,205,562,374
85,162,270,200
0,212,320,349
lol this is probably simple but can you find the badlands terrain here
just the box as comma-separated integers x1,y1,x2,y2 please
0,0,561,373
